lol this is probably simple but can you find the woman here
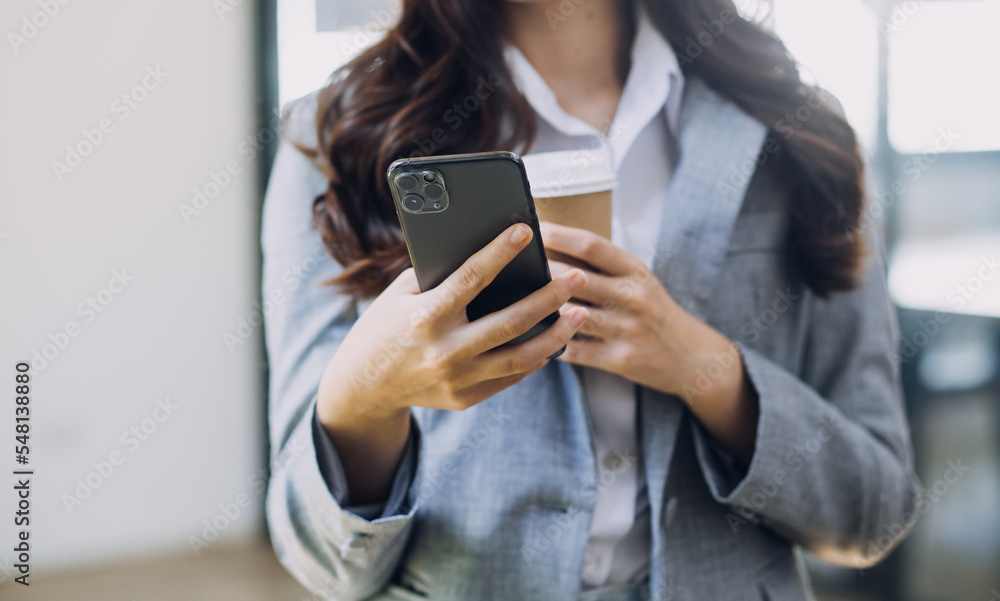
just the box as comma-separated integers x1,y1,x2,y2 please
262,0,921,599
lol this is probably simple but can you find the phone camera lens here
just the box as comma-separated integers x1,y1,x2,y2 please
424,183,444,199
397,174,419,191
402,194,424,212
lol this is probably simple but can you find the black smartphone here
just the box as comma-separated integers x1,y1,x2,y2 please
387,151,564,356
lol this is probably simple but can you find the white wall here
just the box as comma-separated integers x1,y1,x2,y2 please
0,0,264,574
278,0,392,107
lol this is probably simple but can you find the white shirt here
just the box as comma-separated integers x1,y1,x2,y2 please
504,8,684,589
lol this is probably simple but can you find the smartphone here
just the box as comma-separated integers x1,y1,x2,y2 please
387,151,564,356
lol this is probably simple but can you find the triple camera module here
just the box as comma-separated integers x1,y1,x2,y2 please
394,170,450,214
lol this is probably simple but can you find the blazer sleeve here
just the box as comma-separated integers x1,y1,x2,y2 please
691,226,922,568
261,92,422,600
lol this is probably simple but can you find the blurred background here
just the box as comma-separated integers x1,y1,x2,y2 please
0,0,997,599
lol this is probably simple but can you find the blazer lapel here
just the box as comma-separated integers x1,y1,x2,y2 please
639,77,767,571
651,76,768,320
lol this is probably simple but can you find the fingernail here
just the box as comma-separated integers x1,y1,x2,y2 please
571,307,589,328
510,224,530,244
570,270,588,290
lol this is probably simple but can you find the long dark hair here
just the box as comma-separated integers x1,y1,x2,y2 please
297,0,865,300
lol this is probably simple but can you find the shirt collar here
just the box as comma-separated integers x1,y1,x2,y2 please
503,5,685,168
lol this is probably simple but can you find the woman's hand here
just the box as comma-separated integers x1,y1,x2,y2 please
319,222,589,422
315,223,589,504
539,221,759,465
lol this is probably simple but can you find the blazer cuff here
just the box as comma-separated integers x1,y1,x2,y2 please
312,403,419,521
691,344,845,522
266,402,420,599
690,414,747,500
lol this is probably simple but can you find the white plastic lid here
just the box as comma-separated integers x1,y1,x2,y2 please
521,150,618,198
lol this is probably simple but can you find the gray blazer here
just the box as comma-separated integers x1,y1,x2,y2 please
262,77,921,601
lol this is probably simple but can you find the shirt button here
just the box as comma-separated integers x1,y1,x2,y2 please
341,533,372,554
603,452,623,471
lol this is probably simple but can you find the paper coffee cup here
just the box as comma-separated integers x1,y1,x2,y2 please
522,150,617,269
